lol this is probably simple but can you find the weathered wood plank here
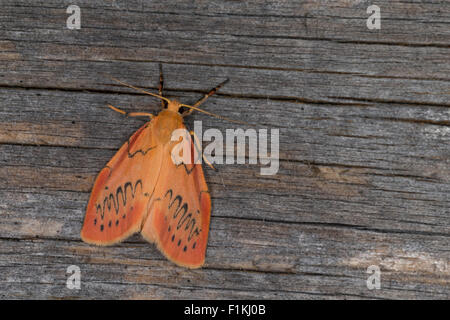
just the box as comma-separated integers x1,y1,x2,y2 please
1,88,449,234
3,50,450,106
0,90,448,299
0,0,449,299
0,223,448,299
1,1,449,105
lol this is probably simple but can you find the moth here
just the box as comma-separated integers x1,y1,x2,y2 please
81,65,233,268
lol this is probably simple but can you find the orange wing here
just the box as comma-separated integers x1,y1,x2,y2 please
141,131,211,268
81,121,163,245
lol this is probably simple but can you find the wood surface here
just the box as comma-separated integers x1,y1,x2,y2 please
0,0,448,299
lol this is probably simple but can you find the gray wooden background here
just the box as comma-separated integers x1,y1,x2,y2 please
0,0,449,299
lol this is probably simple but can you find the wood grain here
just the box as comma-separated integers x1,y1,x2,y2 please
0,0,448,299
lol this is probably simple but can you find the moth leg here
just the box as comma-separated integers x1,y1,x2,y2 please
107,104,154,119
189,130,217,171
158,63,167,109
182,79,229,117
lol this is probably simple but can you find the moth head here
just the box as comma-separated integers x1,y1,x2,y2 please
166,99,183,113
107,75,246,125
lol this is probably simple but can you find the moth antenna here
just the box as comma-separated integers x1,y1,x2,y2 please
182,79,229,117
105,74,171,103
193,78,230,109
180,104,251,126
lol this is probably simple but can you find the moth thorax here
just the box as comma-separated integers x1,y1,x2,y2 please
155,109,183,144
